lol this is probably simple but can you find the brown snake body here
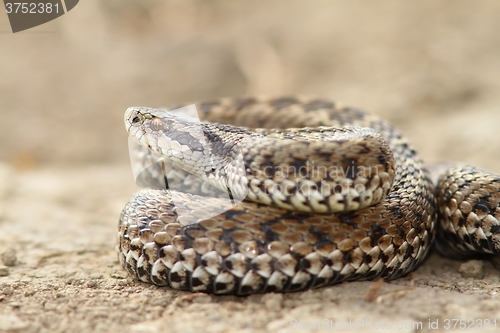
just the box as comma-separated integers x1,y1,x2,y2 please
117,96,499,295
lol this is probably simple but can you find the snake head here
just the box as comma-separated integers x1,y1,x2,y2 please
125,106,207,155
125,106,251,200
125,106,230,183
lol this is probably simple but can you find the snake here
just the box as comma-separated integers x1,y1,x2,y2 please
116,96,500,295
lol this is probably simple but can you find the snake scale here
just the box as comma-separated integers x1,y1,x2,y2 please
117,96,500,295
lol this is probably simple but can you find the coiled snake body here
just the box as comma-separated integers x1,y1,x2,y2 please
117,96,500,295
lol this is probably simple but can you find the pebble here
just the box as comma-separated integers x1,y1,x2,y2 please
1,249,16,267
458,260,484,279
23,287,36,297
2,286,13,296
86,280,99,288
0,266,9,276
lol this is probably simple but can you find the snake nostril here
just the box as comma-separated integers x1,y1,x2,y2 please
131,113,143,125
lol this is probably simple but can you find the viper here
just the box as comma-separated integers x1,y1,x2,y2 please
117,96,500,295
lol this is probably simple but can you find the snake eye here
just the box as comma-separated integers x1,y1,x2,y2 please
151,118,164,131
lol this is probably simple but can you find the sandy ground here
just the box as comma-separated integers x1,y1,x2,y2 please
1,1,500,332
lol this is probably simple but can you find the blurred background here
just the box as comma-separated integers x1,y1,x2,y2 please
1,0,500,171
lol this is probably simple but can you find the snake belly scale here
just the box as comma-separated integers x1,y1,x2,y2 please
117,96,439,295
